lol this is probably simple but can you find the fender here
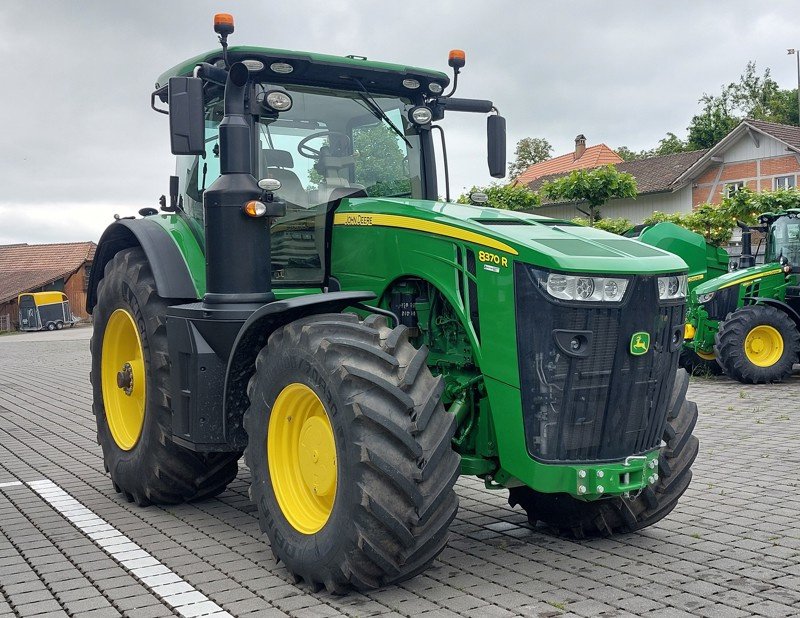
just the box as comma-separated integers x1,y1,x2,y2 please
87,219,199,313
221,290,376,450
744,296,800,329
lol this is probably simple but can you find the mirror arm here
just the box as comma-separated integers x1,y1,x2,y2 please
150,86,169,115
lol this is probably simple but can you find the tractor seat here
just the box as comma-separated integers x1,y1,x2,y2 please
259,149,308,209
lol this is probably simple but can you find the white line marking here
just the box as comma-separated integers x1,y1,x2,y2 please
27,479,233,618
0,481,23,488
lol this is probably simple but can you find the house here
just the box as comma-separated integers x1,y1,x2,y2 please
511,135,622,186
0,242,96,331
527,119,800,224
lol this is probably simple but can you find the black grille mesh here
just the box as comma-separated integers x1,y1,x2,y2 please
515,265,685,463
703,285,739,320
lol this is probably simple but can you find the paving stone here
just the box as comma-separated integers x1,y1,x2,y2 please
5,325,800,618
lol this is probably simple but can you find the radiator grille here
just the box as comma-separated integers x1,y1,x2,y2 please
515,265,685,463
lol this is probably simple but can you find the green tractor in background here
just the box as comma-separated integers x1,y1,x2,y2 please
87,14,699,591
683,212,800,383
628,222,730,375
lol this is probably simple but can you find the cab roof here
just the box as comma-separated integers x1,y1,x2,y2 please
156,46,450,96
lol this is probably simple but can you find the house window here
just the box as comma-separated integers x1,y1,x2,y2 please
774,175,796,190
724,181,744,198
84,264,92,291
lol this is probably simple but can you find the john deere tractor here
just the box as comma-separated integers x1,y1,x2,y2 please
685,212,800,383
88,15,699,591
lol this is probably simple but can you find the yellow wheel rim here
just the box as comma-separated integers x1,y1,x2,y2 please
744,325,784,367
696,350,716,361
268,383,337,534
101,309,146,451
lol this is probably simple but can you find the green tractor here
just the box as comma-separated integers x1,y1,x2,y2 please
88,14,699,591
628,221,730,375
684,212,800,383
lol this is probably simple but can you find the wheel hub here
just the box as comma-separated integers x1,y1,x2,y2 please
744,324,783,367
116,362,134,396
101,309,146,451
267,383,337,535
298,415,336,497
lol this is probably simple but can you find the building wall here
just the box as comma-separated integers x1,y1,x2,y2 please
534,186,692,224
690,135,800,206
64,264,91,320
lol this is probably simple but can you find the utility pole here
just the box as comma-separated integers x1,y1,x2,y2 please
788,49,800,124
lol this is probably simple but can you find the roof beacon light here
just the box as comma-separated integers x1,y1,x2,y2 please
448,49,466,69
214,13,235,36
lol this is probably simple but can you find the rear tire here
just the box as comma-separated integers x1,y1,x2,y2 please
244,313,459,592
714,305,799,384
509,369,698,538
91,248,240,506
46,322,56,331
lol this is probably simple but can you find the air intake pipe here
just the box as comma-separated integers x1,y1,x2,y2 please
202,63,281,306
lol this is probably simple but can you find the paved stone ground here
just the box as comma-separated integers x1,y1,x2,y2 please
1,327,799,618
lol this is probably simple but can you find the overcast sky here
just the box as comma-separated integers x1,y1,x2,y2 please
2,1,799,244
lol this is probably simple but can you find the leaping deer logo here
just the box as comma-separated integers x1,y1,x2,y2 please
631,332,650,355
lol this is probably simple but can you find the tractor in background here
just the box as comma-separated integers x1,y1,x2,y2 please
87,14,699,591
684,211,800,383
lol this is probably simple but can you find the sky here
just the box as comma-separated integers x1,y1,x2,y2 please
1,1,799,244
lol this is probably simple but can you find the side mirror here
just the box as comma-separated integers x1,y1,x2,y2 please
487,115,506,179
169,77,205,155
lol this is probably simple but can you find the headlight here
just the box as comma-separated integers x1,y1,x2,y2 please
657,275,687,300
263,90,293,112
696,292,715,304
545,273,629,302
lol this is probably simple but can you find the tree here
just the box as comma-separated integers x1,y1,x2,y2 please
307,124,411,197
508,137,553,179
570,216,632,235
540,165,637,225
640,188,800,247
615,133,688,162
654,132,689,156
687,62,798,149
457,183,540,211
614,146,641,162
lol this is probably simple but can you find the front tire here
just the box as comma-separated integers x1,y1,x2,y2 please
715,305,799,384
244,313,459,592
91,248,240,505
679,347,723,376
509,369,699,538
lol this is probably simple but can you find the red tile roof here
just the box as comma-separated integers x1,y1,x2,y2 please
513,144,623,186
0,242,96,304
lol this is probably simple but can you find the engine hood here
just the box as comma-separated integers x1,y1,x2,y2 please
692,262,785,297
337,198,687,275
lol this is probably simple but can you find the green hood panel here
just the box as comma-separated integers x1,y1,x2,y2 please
337,198,687,275
693,262,784,296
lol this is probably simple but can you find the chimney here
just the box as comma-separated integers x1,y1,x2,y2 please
574,134,586,160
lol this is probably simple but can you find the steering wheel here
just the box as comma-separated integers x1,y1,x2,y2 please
297,131,350,159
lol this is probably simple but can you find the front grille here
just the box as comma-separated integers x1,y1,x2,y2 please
703,285,739,320
515,265,685,463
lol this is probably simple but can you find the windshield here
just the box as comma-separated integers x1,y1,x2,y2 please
767,215,800,265
178,84,423,285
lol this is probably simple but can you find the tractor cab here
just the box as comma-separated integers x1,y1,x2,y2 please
763,210,800,270
175,76,426,285
159,44,505,290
